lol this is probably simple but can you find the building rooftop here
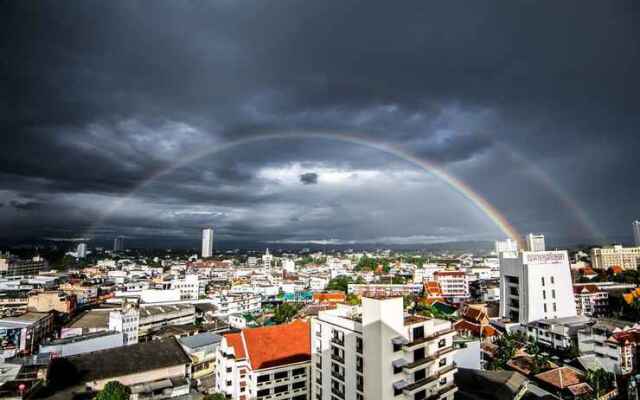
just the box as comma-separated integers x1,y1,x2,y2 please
65,310,109,329
178,332,222,350
225,319,310,370
51,337,190,383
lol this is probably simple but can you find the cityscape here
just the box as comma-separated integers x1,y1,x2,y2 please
2,2,640,400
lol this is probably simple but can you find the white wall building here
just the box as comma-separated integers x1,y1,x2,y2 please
76,243,87,258
108,302,140,345
591,245,640,271
525,234,546,252
202,228,214,258
495,239,518,254
311,297,458,400
499,250,576,324
171,274,200,300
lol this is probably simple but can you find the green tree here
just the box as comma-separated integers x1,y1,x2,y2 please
526,340,550,374
95,381,130,400
272,303,300,324
487,334,519,370
585,368,615,399
203,394,226,400
326,275,363,293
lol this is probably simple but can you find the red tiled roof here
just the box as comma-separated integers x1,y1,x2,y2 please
535,367,583,389
241,320,310,370
313,292,346,303
225,332,246,359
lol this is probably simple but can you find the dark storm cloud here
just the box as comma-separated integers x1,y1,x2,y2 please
1,0,639,245
299,173,319,185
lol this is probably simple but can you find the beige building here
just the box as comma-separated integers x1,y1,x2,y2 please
591,245,640,270
27,291,76,314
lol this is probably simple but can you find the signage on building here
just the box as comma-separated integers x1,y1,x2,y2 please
524,251,567,265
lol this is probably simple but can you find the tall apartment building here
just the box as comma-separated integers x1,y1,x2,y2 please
499,250,576,323
216,320,311,400
494,239,518,254
573,285,608,317
433,271,470,303
202,228,214,258
262,248,273,269
525,234,546,252
113,236,124,252
0,255,47,277
591,245,640,271
634,220,640,246
311,297,458,400
76,243,87,258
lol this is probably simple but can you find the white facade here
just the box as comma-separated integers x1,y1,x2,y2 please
495,239,518,254
591,245,640,270
433,272,470,302
76,243,87,258
262,249,273,269
499,250,576,324
108,303,140,345
202,228,214,258
171,274,200,300
210,294,261,317
282,258,296,274
311,298,457,400
525,234,546,252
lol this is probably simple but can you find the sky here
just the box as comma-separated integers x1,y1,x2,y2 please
1,1,639,248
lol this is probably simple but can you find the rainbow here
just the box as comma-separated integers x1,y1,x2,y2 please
89,130,528,246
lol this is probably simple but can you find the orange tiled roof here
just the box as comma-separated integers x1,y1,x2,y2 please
535,367,583,389
240,320,310,370
610,265,624,274
313,292,346,303
225,332,246,359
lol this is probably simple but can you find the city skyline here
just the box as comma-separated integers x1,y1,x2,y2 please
2,1,639,248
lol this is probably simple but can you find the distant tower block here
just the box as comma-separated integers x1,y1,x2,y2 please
202,228,214,258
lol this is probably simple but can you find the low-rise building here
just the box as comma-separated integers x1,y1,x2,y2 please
347,284,424,297
433,271,470,302
591,245,640,271
179,332,221,389
27,291,76,315
578,319,640,375
0,312,54,358
39,330,124,357
573,285,608,317
216,320,310,400
525,315,593,351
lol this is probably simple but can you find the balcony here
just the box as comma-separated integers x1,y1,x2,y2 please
331,336,344,346
425,383,457,400
331,353,344,364
331,387,345,399
404,347,456,372
331,370,345,381
404,328,455,350
403,364,457,394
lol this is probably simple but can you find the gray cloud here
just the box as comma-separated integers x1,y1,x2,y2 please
0,0,638,246
299,172,319,185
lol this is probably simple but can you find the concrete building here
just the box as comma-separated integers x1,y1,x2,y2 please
113,236,124,252
109,302,140,345
262,248,273,269
311,297,458,400
495,239,518,254
27,291,76,314
39,331,124,357
56,337,191,397
577,320,640,375
499,250,576,323
347,284,424,298
76,243,87,258
573,285,608,317
0,312,54,358
210,294,261,317
179,332,221,388
525,234,546,252
591,245,640,271
216,320,310,400
170,274,199,300
202,228,214,258
525,315,593,350
433,271,470,303
0,256,47,277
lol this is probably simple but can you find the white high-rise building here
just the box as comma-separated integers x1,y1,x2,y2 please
262,248,272,269
202,228,214,258
311,297,458,400
495,238,518,254
633,220,640,246
76,243,87,258
113,236,124,252
525,233,546,252
499,250,576,323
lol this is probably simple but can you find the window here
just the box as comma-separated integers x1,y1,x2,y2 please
553,303,557,312
257,389,270,397
413,326,425,340
257,375,270,383
274,385,288,394
439,377,447,385
393,364,403,374
541,277,545,286
393,342,402,352
226,380,232,386
542,290,546,299
439,358,447,367
292,381,305,390
552,289,556,299
274,371,288,380
394,386,403,396
226,367,232,373
292,367,305,376
551,276,555,284
438,338,446,348
356,337,363,353
544,304,547,313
